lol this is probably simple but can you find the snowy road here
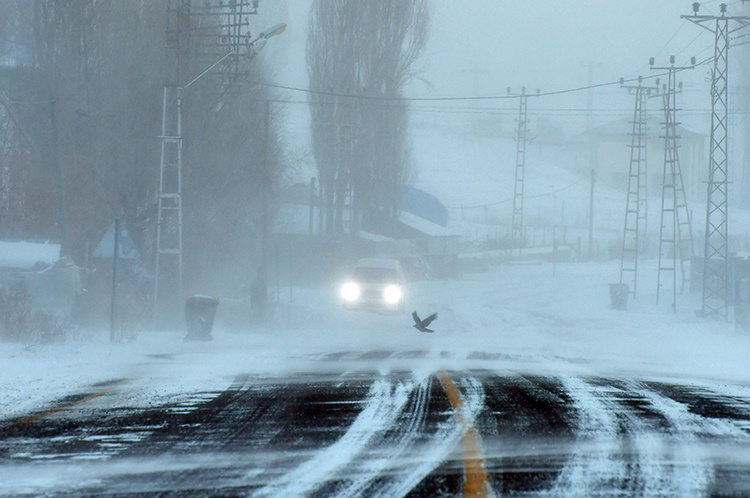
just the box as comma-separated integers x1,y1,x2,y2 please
2,357,750,497
2,261,750,496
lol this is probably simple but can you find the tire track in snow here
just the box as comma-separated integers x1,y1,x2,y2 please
550,378,750,496
548,377,628,497
372,376,487,498
329,375,431,497
593,380,684,496
252,374,415,497
633,381,750,496
252,372,488,498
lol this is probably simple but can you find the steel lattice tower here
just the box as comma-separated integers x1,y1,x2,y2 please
683,3,750,320
619,77,654,299
511,88,529,245
155,0,261,318
651,57,695,309
155,0,191,318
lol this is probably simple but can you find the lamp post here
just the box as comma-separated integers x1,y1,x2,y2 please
183,23,286,90
153,23,286,320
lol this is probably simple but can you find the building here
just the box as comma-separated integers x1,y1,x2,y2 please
585,116,707,202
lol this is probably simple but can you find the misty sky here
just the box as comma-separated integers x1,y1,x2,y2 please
264,2,747,98
254,0,749,150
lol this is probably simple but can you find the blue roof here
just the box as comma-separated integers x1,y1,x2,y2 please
399,186,449,227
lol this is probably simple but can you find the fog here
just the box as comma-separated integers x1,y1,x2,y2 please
266,1,737,129
2,0,750,324
4,3,750,495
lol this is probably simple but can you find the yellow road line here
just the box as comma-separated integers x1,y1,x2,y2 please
11,380,130,427
438,370,490,498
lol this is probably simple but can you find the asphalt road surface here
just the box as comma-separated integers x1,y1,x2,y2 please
2,349,750,497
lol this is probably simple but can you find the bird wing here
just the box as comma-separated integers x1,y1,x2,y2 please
412,310,421,325
422,312,438,327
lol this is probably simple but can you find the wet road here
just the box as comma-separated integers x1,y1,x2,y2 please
2,350,750,496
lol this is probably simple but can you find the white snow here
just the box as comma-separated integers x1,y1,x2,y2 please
4,59,750,496
1,258,748,427
0,241,61,270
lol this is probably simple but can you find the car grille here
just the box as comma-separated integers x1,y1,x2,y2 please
362,289,383,300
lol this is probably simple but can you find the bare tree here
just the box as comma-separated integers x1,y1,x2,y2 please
1,0,285,299
306,0,429,235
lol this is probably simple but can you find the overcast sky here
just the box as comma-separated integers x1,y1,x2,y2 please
257,0,750,134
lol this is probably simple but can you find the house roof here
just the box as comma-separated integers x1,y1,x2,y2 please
279,182,321,206
0,241,60,270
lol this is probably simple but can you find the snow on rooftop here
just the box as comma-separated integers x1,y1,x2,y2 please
398,211,461,238
0,241,60,271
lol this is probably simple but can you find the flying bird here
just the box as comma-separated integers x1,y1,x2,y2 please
412,310,438,333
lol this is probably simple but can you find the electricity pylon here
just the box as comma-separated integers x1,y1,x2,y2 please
619,76,657,299
154,1,281,319
651,56,695,310
683,3,750,320
509,87,530,246
511,88,528,245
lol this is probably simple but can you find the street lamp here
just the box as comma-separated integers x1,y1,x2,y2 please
248,23,287,57
184,23,287,90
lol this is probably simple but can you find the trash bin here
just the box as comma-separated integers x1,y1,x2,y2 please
609,283,628,311
185,295,219,341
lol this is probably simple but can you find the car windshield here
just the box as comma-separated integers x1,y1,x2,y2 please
353,267,397,283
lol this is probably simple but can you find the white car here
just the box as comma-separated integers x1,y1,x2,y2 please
341,258,405,313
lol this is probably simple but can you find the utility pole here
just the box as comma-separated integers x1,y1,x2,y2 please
50,98,68,258
153,0,283,319
508,87,531,247
683,3,750,320
582,62,602,133
651,56,695,310
619,76,657,299
582,62,601,261
588,169,595,260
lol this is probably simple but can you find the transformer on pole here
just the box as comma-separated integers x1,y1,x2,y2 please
650,56,695,310
682,3,750,320
619,76,657,299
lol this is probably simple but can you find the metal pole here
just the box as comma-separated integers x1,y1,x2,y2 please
682,3,750,320
309,177,316,237
258,100,270,311
50,99,68,258
110,218,121,343
588,169,595,260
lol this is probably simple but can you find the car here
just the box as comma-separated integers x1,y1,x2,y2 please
340,258,405,313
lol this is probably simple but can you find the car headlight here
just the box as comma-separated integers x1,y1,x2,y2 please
383,285,402,304
341,282,360,302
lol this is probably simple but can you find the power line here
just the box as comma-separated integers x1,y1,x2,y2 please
273,98,749,117
444,177,587,210
255,64,708,103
